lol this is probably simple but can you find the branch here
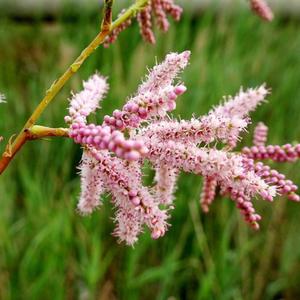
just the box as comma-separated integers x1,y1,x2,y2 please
0,0,149,175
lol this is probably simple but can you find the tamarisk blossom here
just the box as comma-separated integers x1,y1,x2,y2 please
141,85,267,148
154,165,178,205
105,0,183,46
65,73,108,125
243,143,300,163
66,51,189,244
77,151,105,214
137,0,183,44
141,116,247,146
142,140,276,200
250,0,274,22
250,160,300,202
66,73,148,161
212,85,269,119
137,4,156,44
66,51,299,245
200,177,217,213
208,85,269,147
103,51,190,131
253,122,268,146
85,148,169,245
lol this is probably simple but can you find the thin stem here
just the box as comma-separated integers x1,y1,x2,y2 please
0,0,149,175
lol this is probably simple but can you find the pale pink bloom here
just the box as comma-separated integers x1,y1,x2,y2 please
200,177,217,213
154,164,178,205
212,85,269,119
138,51,190,93
144,139,276,201
85,148,169,245
220,183,262,229
69,123,148,161
77,150,105,215
103,51,190,131
161,0,182,21
65,73,108,124
104,85,186,131
230,190,261,230
67,52,300,242
242,144,300,163
242,157,300,202
137,4,156,44
137,0,183,44
152,0,170,32
112,196,143,246
253,122,268,147
142,115,247,146
250,0,274,22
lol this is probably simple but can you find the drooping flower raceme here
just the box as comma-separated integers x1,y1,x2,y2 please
253,122,268,146
250,0,274,22
106,0,183,45
137,0,183,44
66,51,300,245
64,73,108,125
105,0,274,47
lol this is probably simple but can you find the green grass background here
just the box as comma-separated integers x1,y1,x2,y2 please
0,8,300,300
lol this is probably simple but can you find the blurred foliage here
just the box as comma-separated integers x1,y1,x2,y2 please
0,9,300,300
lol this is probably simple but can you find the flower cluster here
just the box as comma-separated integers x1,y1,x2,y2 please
253,122,268,146
106,0,183,45
137,0,183,44
66,51,299,245
243,144,300,163
105,0,274,47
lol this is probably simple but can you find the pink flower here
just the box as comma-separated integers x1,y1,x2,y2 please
103,51,190,131
141,115,247,146
137,3,156,44
212,85,269,119
77,150,105,215
66,52,299,244
253,122,268,147
65,73,108,124
154,164,178,205
71,144,170,245
69,122,148,161
200,177,217,213
250,0,274,22
138,51,190,93
242,144,300,163
144,139,276,201
137,0,183,44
